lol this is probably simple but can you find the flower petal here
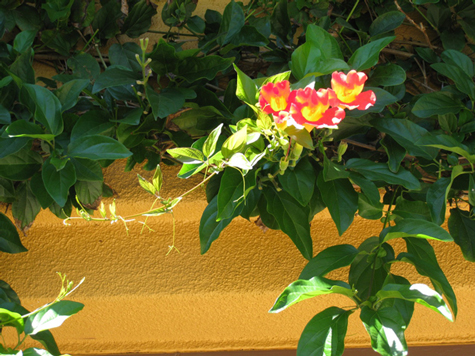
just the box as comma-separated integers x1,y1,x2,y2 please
331,70,368,104
259,81,291,114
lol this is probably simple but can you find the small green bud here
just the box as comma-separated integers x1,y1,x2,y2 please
279,157,289,174
337,141,348,162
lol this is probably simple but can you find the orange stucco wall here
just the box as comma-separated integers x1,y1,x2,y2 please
2,161,475,354
2,0,475,354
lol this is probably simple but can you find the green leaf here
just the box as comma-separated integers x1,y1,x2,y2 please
417,134,475,162
441,50,474,78
306,24,343,60
0,105,10,125
229,25,269,47
234,64,258,105
172,106,224,136
358,193,383,220
200,195,242,254
397,249,457,317
348,36,396,71
263,187,313,260
227,152,252,170
413,92,465,118
0,212,26,254
426,165,464,225
349,237,393,301
299,244,359,280
270,0,291,43
448,208,475,262
290,42,347,80
0,177,15,203
177,56,234,83
10,50,35,84
380,135,406,173
147,39,179,77
70,110,113,141
415,47,438,63
91,0,121,39
369,11,406,37
21,84,63,135
381,218,453,243
217,168,254,220
6,120,55,140
270,277,354,313
372,118,438,160
70,158,103,182
377,283,452,321
54,79,89,112
24,300,84,335
30,172,54,209
0,147,42,180
152,165,163,195
323,156,349,181
42,158,76,207
431,63,475,99
203,123,223,158
217,0,245,45
257,194,280,230
360,306,408,356
392,197,431,222
30,330,60,356
121,0,156,38
297,307,351,356
68,135,132,160
167,147,205,164
92,66,140,93
379,275,415,328
222,126,247,159
75,180,102,205
348,172,381,206
66,53,100,81
109,43,142,72
346,158,420,190
317,175,358,236
278,157,316,206
0,307,24,334
240,186,261,220
23,348,54,356
349,88,397,117
13,30,36,53
367,64,406,87
12,181,41,229
146,87,185,120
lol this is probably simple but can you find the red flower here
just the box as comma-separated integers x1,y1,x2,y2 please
330,70,376,110
259,81,291,115
290,88,346,131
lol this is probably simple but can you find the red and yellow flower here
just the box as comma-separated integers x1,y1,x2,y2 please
257,70,376,133
259,81,291,115
290,88,345,131
329,70,376,110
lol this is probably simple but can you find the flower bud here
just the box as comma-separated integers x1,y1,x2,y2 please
337,141,348,162
279,157,289,174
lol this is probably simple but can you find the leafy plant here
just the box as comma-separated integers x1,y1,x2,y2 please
2,0,475,355
0,273,84,355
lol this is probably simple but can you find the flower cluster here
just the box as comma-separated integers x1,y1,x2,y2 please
258,70,376,131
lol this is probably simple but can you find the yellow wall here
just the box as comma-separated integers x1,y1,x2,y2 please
3,161,475,354
2,1,475,354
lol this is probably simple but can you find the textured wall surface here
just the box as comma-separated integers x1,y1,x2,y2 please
2,160,475,354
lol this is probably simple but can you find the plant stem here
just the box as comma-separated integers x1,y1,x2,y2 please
339,0,360,35
179,172,216,199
